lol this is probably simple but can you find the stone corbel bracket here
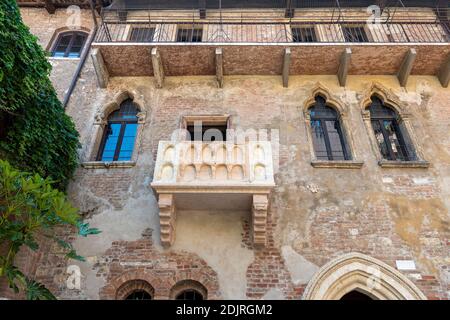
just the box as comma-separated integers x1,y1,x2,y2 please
158,194,176,247
252,194,269,248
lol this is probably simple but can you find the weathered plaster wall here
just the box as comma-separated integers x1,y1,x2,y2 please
19,7,94,100
27,61,447,300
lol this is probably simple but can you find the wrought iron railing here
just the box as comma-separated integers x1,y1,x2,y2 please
95,8,450,43
105,1,448,10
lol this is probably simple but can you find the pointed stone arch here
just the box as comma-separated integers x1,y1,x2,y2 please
303,82,348,118
360,82,408,120
95,90,146,125
302,252,427,300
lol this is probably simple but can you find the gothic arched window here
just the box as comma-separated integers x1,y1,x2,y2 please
368,96,411,161
97,99,139,162
309,96,350,161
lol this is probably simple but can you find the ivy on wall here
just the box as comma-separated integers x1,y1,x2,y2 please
0,0,80,190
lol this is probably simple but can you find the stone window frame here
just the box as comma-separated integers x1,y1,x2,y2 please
115,280,155,300
46,26,91,60
302,252,426,300
169,280,208,300
303,84,363,169
360,82,429,168
82,90,147,169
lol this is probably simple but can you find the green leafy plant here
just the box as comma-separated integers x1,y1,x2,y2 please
0,0,80,190
0,160,100,300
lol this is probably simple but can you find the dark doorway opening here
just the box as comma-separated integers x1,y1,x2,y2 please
340,290,373,300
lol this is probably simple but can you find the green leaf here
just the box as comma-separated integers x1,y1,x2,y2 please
77,222,102,237
66,249,86,262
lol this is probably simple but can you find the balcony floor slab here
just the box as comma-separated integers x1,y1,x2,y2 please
92,43,450,78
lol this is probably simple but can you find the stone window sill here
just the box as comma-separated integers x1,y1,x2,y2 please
311,160,364,169
378,160,430,168
81,161,136,169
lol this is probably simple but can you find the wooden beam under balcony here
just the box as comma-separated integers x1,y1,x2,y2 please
151,47,165,88
337,48,352,87
91,48,109,88
438,55,450,88
397,48,417,87
215,48,224,88
282,48,291,88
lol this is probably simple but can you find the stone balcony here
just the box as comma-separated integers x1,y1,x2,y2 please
151,141,275,248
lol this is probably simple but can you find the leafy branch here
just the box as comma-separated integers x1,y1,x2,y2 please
0,160,101,299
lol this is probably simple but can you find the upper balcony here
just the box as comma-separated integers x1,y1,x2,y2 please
90,3,450,88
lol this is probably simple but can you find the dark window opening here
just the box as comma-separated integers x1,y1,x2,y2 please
342,26,369,42
309,96,350,161
369,96,410,161
125,290,152,300
186,124,227,142
130,27,155,42
177,27,203,42
292,27,317,42
97,99,139,162
51,31,87,58
175,289,204,300
340,290,373,300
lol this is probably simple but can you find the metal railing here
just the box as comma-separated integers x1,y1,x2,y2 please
105,1,448,10
95,8,450,43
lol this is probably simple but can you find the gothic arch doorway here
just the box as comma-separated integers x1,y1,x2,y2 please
303,253,426,300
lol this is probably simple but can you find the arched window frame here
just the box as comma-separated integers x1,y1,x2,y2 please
361,83,429,168
170,280,208,300
96,100,139,162
303,84,363,168
50,30,89,58
83,91,147,168
302,252,427,300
